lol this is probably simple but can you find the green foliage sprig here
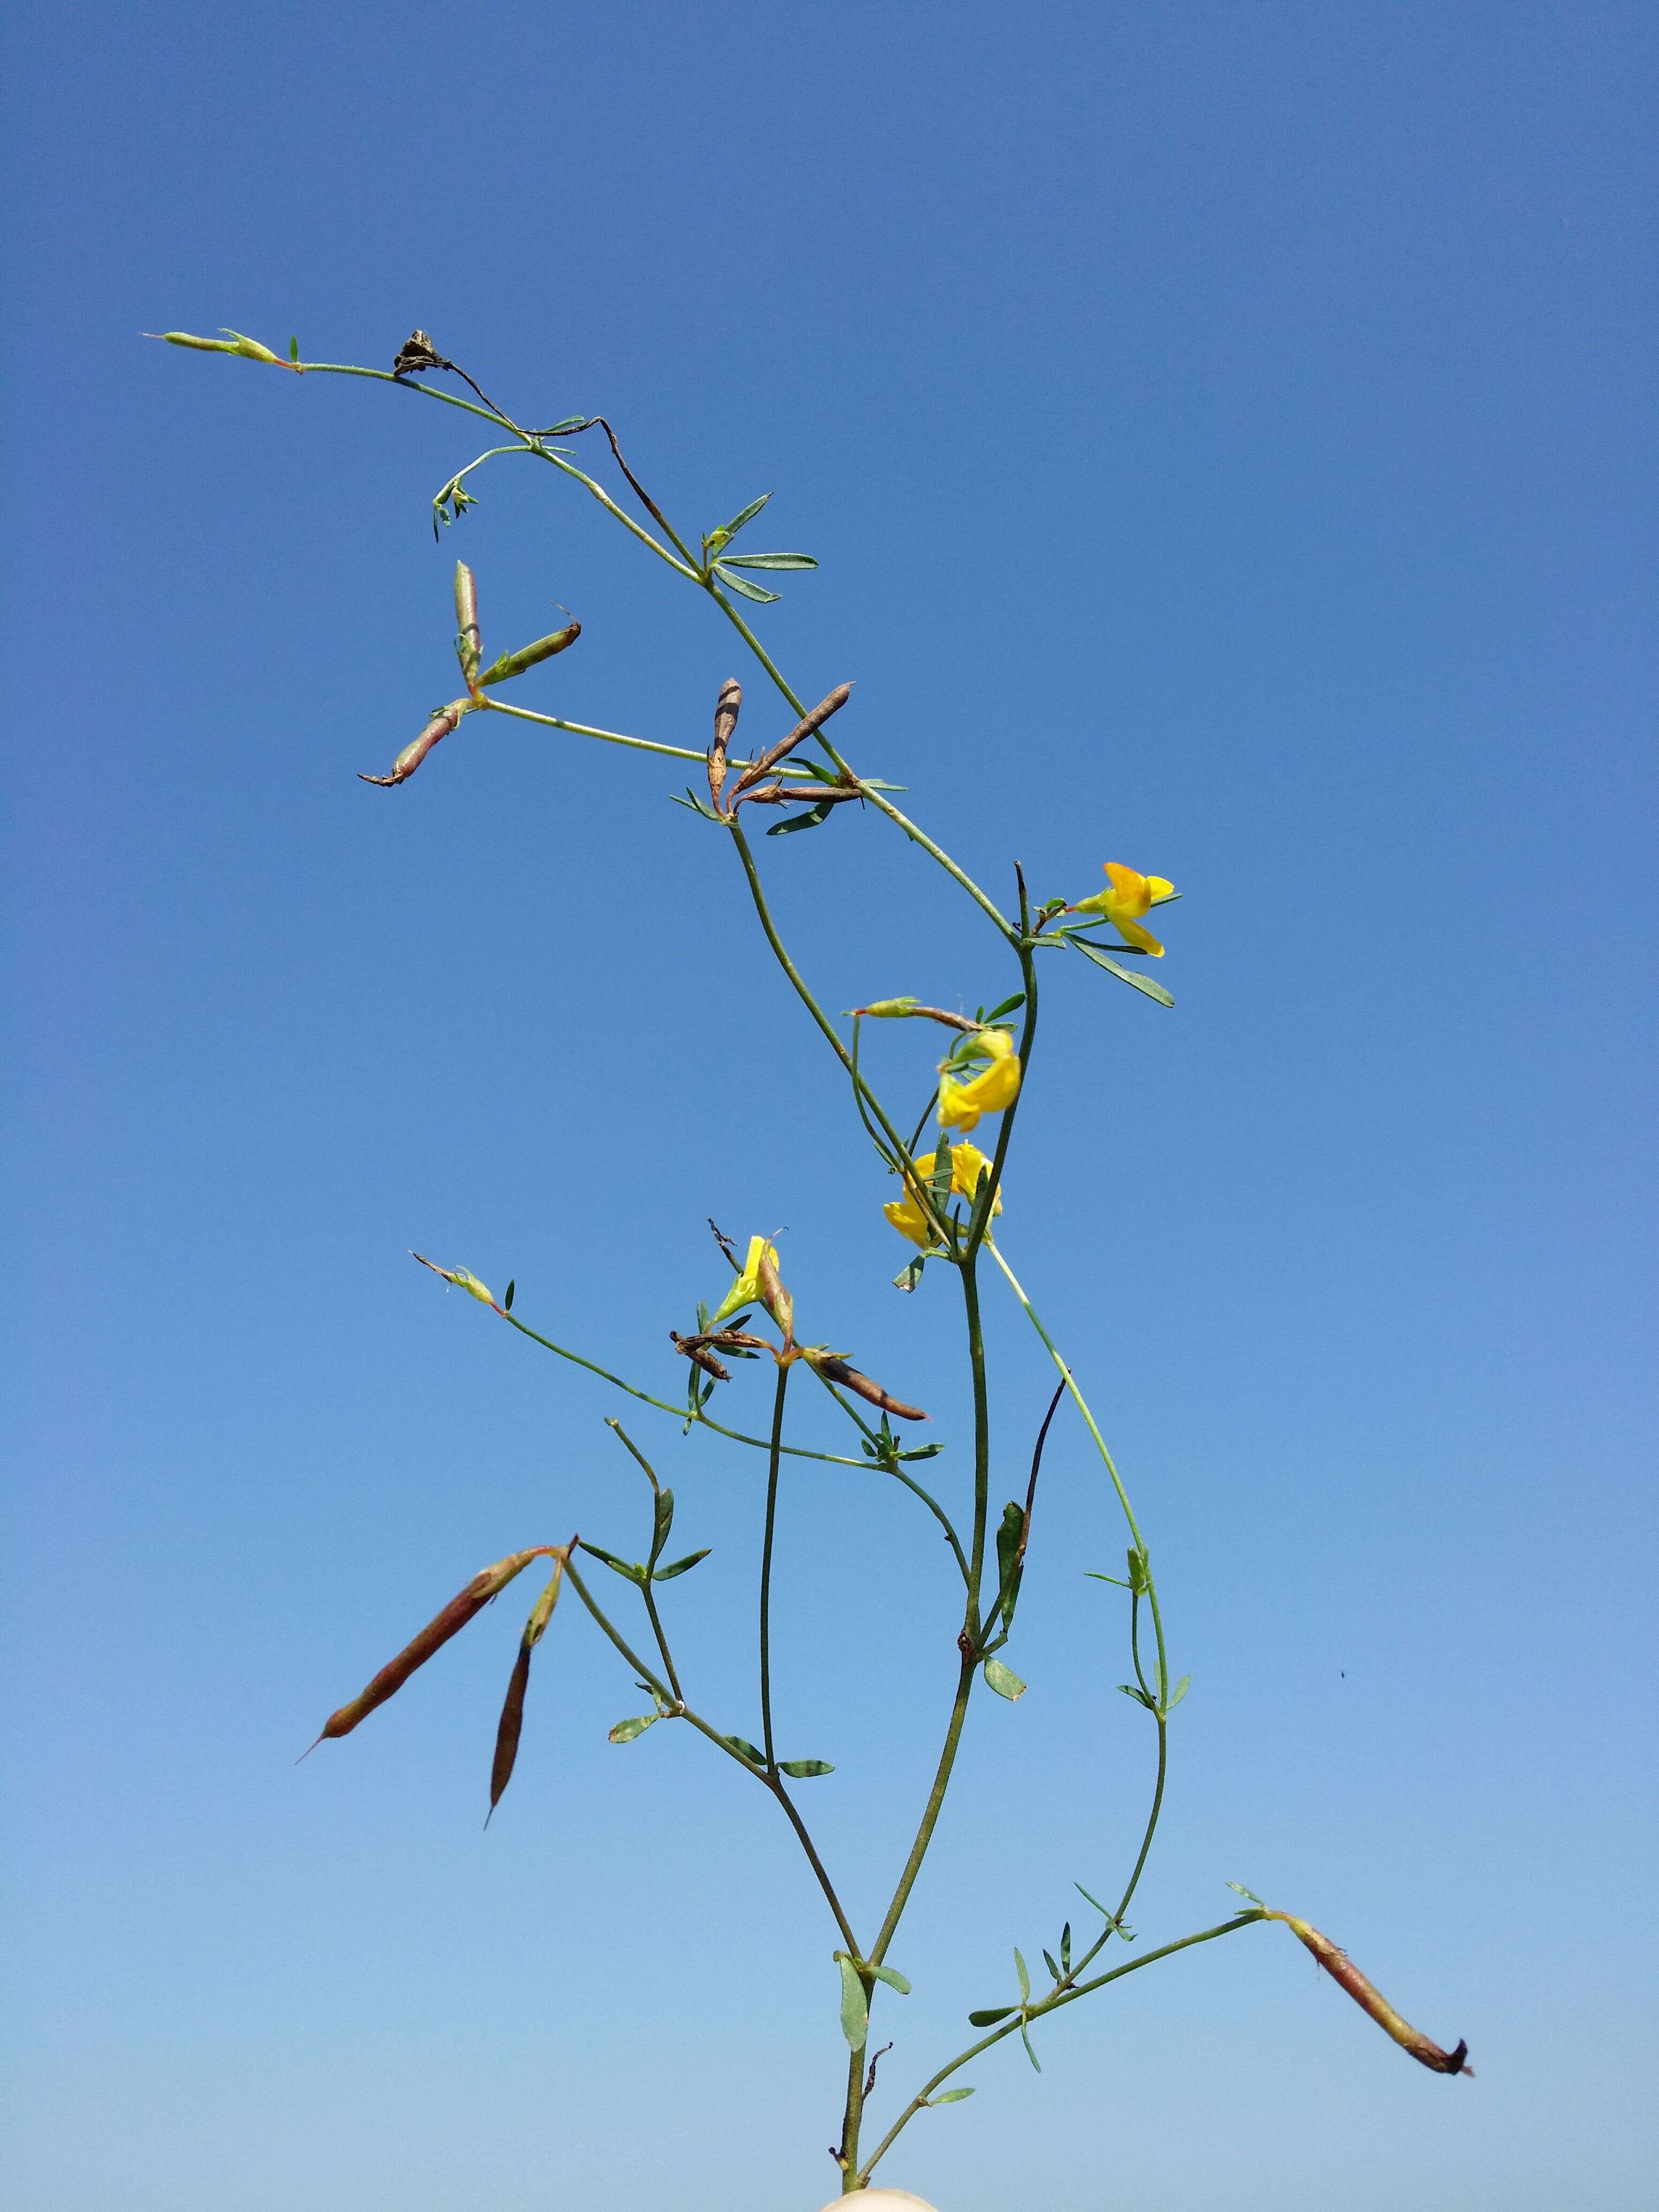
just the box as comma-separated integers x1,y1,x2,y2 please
161,325,1471,2197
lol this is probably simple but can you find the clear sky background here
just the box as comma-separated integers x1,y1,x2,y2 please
4,6,1655,2210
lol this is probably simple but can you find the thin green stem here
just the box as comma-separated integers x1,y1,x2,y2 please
500,1309,870,1468
961,942,1040,1266
856,1913,1267,2185
856,785,1017,943
524,444,702,579
759,1364,789,1769
295,361,520,431
562,1557,860,1954
725,819,944,1235
480,695,708,764
984,1240,1170,1701
866,1257,992,1972
639,1581,684,1706
810,1369,970,1587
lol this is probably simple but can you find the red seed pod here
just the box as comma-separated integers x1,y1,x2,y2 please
1267,1912,1471,2075
755,1245,795,1349
313,1547,553,1746
359,699,470,786
488,1553,568,1818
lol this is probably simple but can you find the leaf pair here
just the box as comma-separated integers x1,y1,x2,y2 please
701,491,818,603
835,1954,912,2046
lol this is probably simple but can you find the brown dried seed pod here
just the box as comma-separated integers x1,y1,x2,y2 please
731,682,853,795
709,677,742,814
670,1329,731,1382
810,1354,929,1423
313,1547,553,1746
1267,1912,1471,2075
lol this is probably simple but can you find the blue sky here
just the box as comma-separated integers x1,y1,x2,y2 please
4,5,1655,2209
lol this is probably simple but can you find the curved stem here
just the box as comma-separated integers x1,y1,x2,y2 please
501,1309,870,1469
562,1557,860,1954
856,1912,1266,2186
984,1242,1170,1702
726,819,945,1238
759,1364,789,1769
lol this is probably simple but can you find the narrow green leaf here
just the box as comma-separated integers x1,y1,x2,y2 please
1020,2018,1043,2073
893,1255,928,1294
896,1441,943,1460
579,1541,644,1584
608,1714,656,1743
869,1963,911,1995
715,491,772,542
651,1487,675,1561
503,1279,515,1311
1042,1949,1062,1984
766,798,835,836
670,789,725,821
1060,1922,1072,1974
718,551,818,570
1070,937,1175,1006
1014,1948,1031,2002
1164,1673,1192,1712
714,565,783,604
1086,1571,1131,1587
288,334,300,362
838,1955,869,2047
1227,1881,1268,1908
1118,1683,1155,1708
778,1757,835,1778
985,992,1026,1020
930,2086,976,2104
723,1735,766,1765
967,2006,1015,2027
983,1656,1027,1701
652,1546,712,1581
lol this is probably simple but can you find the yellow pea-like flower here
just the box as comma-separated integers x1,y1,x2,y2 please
712,1235,780,1325
883,1143,1003,1247
937,1027,1021,1134
1067,862,1176,956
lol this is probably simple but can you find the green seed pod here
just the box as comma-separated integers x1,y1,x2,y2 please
477,623,581,689
155,331,240,354
222,329,285,365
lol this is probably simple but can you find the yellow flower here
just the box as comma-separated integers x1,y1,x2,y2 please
712,1235,780,1325
883,1143,1003,1247
1067,862,1176,956
936,1027,1021,1134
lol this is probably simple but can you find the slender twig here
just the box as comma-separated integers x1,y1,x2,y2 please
856,1914,1267,2185
561,1557,861,1955
500,1310,871,1469
759,1365,789,1769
